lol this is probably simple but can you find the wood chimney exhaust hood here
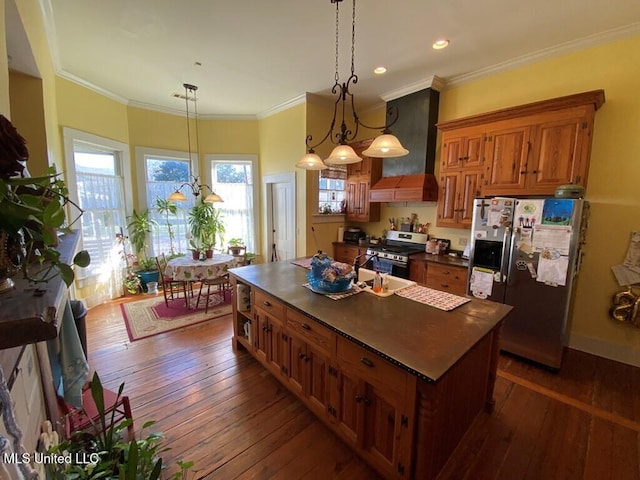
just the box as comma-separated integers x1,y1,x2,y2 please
369,87,440,202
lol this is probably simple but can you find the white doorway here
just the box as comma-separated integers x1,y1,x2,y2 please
263,172,295,261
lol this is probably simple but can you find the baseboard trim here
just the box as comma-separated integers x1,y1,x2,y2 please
568,333,640,368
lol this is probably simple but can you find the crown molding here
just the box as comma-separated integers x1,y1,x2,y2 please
256,93,307,120
446,23,640,88
127,100,256,121
58,70,129,105
381,75,446,102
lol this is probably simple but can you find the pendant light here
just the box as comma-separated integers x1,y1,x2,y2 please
296,0,408,170
168,83,223,203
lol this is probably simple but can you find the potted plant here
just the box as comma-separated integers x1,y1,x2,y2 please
46,372,196,479
155,197,178,256
188,201,225,257
228,237,245,255
127,209,159,291
0,115,90,288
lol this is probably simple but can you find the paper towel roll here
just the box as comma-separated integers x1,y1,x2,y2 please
237,284,251,312
338,226,344,242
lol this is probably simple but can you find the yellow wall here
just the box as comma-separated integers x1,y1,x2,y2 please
56,77,130,143
354,35,640,365
436,35,640,365
9,71,48,174
15,0,63,172
258,103,306,257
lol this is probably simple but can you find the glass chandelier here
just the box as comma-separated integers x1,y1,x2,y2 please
296,0,408,170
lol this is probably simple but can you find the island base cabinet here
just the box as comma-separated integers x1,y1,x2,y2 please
331,337,417,479
286,333,331,419
254,308,286,378
413,331,496,480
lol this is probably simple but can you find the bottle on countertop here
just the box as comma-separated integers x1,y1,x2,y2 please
372,270,382,293
381,274,389,293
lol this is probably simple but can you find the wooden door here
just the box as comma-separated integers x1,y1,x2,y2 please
287,334,306,396
437,171,461,228
345,180,359,220
306,345,330,417
483,125,531,193
334,367,365,447
362,383,406,477
458,169,483,228
441,134,464,170
266,315,285,376
528,115,586,191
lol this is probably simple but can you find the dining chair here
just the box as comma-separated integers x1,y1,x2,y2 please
156,255,190,308
196,274,230,313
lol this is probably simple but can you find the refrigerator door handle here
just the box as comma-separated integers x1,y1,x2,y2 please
500,227,511,283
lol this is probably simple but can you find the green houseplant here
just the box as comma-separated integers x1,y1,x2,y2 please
0,115,90,287
228,237,245,255
187,201,225,258
127,209,159,291
47,372,196,479
155,197,178,256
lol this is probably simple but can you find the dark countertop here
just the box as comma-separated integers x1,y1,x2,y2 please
410,252,469,268
333,242,470,268
230,261,511,382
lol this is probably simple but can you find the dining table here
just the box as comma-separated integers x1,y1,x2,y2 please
165,253,237,282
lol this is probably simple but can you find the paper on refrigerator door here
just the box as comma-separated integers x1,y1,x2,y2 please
536,254,569,286
531,225,573,255
470,267,494,299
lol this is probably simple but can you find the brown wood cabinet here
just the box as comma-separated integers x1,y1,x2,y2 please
230,264,510,480
234,280,417,479
345,139,382,222
410,259,468,296
424,263,467,296
437,168,483,228
436,90,605,228
286,309,334,418
333,243,367,265
253,290,287,377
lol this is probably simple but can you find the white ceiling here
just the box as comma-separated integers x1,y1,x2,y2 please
8,0,640,118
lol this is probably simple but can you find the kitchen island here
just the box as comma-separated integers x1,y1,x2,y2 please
229,261,512,480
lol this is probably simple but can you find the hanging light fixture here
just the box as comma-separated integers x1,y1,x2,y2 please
296,0,408,170
168,83,223,203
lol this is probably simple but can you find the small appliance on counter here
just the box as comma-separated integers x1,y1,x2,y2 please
343,227,365,244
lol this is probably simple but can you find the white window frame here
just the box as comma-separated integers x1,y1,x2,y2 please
205,154,259,253
63,128,133,282
135,147,199,256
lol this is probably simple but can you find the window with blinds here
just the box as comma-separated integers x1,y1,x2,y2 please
318,166,346,214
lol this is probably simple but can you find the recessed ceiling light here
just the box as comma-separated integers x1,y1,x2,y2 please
432,39,450,50
374,66,387,75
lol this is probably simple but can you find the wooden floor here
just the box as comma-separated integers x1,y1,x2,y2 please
86,296,640,479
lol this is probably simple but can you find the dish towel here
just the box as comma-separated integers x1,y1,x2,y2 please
47,300,90,408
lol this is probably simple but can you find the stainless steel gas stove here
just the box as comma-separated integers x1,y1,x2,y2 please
365,231,429,278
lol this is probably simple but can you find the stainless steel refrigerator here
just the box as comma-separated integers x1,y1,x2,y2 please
467,197,588,369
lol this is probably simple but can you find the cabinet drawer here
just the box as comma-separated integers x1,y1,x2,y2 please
286,309,335,355
334,244,362,265
336,336,407,394
254,290,285,319
425,264,467,296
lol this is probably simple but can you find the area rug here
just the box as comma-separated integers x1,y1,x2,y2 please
121,292,232,342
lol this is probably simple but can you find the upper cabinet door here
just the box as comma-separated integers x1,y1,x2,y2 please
527,111,592,191
483,125,531,194
441,131,484,171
